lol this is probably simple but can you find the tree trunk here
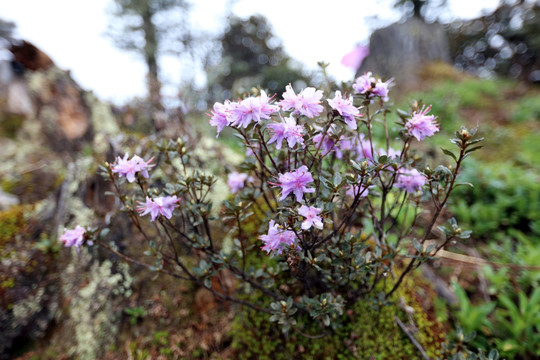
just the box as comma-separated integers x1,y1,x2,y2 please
142,8,165,131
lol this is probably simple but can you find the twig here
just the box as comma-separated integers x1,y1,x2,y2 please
394,316,430,360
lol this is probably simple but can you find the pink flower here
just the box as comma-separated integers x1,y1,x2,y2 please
230,91,278,128
267,116,305,149
354,134,373,161
353,72,375,94
345,183,371,199
245,143,260,157
60,225,87,251
111,153,154,183
209,100,235,137
372,79,392,102
405,105,439,141
274,165,315,203
259,220,297,255
327,91,360,130
341,45,370,70
395,168,427,194
227,171,248,193
378,147,401,159
136,195,179,221
298,205,323,230
313,132,337,155
279,84,324,118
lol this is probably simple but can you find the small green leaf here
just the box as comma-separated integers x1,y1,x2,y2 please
453,182,474,189
333,172,342,187
465,146,483,154
441,147,457,161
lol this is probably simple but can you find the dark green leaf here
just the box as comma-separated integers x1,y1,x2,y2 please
441,147,457,161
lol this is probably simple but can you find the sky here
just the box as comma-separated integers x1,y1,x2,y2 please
1,0,500,105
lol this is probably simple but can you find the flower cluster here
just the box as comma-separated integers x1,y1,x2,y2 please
395,168,427,194
136,195,180,221
60,225,87,251
111,153,154,183
209,91,279,136
298,205,323,230
279,84,324,118
353,72,393,102
267,116,305,149
327,91,360,130
227,172,249,193
259,220,297,255
274,165,315,203
405,105,439,141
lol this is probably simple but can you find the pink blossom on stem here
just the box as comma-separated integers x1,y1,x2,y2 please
353,72,375,94
405,105,439,141
267,116,305,149
313,132,337,156
378,147,401,159
60,225,87,252
372,79,392,102
274,165,315,203
259,220,297,255
230,91,278,128
298,205,323,230
208,100,235,137
136,195,180,221
111,153,155,183
354,134,373,161
341,45,370,70
345,183,371,199
327,91,360,130
227,171,248,193
279,84,324,118
395,168,427,194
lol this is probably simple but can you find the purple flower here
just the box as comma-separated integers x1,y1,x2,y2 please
111,153,154,183
209,100,235,137
353,72,375,94
327,91,360,130
378,147,401,159
259,220,297,255
267,116,305,149
245,143,260,157
279,84,324,118
395,168,427,194
313,132,337,155
341,45,370,70
345,183,371,199
298,205,323,230
372,79,392,102
136,195,180,221
227,171,248,193
274,165,315,203
230,91,278,128
60,225,87,251
355,134,373,161
405,105,439,141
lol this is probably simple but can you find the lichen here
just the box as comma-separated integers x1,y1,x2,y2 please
66,258,132,360
11,287,45,324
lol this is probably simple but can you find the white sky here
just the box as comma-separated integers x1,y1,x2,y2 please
2,0,500,105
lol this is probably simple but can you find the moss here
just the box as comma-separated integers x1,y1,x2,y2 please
0,205,29,251
0,113,25,138
230,273,445,359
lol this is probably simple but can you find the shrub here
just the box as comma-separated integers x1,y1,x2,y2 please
59,71,482,356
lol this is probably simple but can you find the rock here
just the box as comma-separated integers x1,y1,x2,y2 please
358,17,451,87
9,40,54,72
0,189,18,210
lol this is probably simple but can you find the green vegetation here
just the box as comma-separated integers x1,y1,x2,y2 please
405,72,540,358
